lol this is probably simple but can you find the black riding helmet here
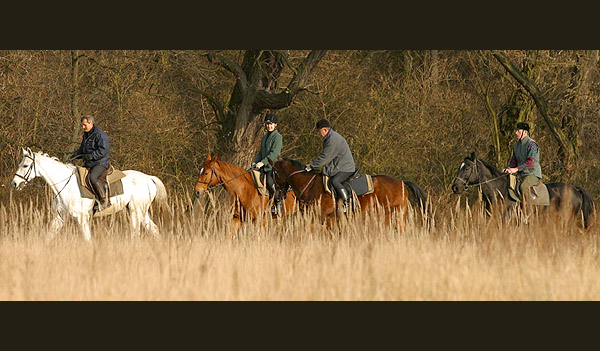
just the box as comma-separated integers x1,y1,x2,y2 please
516,121,530,131
264,113,278,124
316,118,331,129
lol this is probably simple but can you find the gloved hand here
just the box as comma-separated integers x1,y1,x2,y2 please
251,162,257,169
255,161,264,169
65,152,80,162
83,154,91,162
305,164,312,172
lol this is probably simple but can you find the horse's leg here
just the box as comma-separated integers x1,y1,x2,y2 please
127,205,142,238
74,214,92,241
142,211,159,237
48,214,64,241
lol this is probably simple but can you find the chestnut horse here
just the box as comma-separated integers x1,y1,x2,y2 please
272,157,409,230
194,154,297,231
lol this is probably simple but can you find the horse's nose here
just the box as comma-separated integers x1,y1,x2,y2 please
195,190,202,197
452,184,460,194
11,180,17,189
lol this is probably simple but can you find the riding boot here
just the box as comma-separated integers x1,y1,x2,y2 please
337,188,350,214
92,181,108,210
268,183,281,215
102,181,112,207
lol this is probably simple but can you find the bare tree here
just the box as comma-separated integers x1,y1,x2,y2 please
491,50,578,174
197,50,327,166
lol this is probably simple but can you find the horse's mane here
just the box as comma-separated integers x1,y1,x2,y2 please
35,151,77,170
478,158,503,177
283,157,305,170
216,159,248,176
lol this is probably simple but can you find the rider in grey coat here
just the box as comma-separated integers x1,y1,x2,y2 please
306,118,356,212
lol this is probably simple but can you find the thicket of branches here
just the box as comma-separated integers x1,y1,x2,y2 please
2,50,599,203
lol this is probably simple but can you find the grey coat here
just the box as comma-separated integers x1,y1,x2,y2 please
309,129,355,177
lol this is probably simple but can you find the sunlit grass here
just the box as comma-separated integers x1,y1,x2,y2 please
0,190,599,301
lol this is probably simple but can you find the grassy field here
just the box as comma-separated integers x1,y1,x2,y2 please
0,190,599,301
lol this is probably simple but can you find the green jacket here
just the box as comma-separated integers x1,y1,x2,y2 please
508,135,542,179
253,129,282,171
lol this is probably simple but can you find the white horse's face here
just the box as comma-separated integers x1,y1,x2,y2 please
11,148,37,190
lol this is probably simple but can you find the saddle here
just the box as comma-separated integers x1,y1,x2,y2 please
250,169,269,196
76,164,126,199
323,168,374,199
508,174,550,206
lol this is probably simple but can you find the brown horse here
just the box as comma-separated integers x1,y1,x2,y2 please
194,154,297,232
272,157,409,230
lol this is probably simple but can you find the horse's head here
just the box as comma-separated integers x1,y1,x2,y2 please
11,147,38,190
272,156,304,190
194,153,222,196
451,152,479,194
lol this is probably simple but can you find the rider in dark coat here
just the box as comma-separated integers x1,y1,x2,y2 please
305,118,356,213
70,115,111,209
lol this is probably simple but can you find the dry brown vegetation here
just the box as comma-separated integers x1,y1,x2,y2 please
0,191,598,301
2,50,600,300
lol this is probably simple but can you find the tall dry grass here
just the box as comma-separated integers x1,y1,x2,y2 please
0,190,599,301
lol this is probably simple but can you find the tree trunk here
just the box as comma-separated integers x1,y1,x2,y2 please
70,50,80,150
491,50,577,174
211,50,327,167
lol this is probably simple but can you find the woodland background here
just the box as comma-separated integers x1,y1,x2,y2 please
1,50,599,204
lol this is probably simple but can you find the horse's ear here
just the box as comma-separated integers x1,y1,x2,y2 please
206,153,212,161
213,155,218,161
469,151,476,159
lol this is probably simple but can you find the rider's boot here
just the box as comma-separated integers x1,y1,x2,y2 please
92,181,109,211
337,188,350,215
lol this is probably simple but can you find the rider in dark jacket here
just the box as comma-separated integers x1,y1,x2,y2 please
70,115,111,209
306,118,356,213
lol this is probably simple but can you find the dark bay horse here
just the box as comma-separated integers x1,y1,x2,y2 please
451,152,595,228
194,154,297,231
272,157,410,230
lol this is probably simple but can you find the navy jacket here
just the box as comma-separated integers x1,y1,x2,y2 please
75,125,110,168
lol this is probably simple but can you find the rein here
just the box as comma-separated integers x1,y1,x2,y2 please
196,164,251,191
454,158,508,189
14,152,77,200
280,168,316,198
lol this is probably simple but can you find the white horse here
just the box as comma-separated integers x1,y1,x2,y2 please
10,147,167,241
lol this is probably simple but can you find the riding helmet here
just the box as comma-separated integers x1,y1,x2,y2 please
316,118,331,129
516,121,530,131
264,113,279,124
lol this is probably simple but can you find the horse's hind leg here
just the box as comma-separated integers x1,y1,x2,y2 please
142,210,159,236
127,205,142,237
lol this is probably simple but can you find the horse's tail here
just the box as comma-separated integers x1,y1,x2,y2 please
403,180,433,225
574,185,595,228
150,175,168,206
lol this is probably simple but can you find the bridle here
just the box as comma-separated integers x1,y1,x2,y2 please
13,153,38,186
14,152,76,199
273,166,316,199
454,158,508,189
195,164,251,191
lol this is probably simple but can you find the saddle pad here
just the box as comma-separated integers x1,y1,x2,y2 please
76,166,126,199
508,174,549,206
530,182,550,206
347,173,374,197
251,169,269,196
322,174,374,197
